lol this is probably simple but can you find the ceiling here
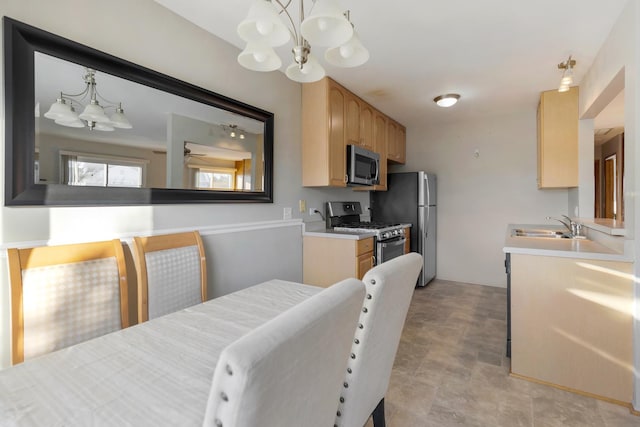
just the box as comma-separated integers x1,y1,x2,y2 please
153,0,628,129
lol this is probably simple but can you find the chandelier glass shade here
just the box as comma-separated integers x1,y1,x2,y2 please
236,0,369,83
43,68,132,131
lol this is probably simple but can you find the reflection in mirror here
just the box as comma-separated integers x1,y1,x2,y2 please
34,53,265,192
5,17,273,205
594,89,624,220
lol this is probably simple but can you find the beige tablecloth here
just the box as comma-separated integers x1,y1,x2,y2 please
0,280,322,426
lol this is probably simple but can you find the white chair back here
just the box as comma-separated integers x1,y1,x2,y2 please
203,278,366,427
335,252,423,427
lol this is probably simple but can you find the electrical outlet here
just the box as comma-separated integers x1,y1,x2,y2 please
298,199,306,213
309,208,317,216
283,207,292,220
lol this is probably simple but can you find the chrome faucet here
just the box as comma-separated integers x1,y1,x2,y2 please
546,215,584,238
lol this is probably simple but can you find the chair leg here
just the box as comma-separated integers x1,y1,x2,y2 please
372,398,386,427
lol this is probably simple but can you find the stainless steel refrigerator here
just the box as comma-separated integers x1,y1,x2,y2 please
371,171,436,286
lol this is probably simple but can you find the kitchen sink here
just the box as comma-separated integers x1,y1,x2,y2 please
511,228,569,238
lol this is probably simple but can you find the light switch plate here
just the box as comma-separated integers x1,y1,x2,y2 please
283,207,292,220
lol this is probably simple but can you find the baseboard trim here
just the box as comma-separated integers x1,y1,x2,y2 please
509,371,638,416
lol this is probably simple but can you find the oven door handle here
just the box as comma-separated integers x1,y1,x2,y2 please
380,237,406,248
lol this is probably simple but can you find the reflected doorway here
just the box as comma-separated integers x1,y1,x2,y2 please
594,89,624,220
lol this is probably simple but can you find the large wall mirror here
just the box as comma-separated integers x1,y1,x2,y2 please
4,17,274,205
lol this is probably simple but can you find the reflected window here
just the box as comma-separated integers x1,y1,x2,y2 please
193,167,236,190
61,152,146,188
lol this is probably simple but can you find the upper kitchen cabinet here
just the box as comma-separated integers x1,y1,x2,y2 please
302,77,405,188
537,87,578,188
387,119,406,164
302,77,347,187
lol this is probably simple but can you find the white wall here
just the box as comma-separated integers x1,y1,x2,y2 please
0,0,368,368
576,0,639,410
394,110,569,287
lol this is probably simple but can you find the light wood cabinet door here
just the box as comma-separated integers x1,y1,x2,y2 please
328,84,347,186
537,87,578,188
373,111,387,190
360,102,374,151
387,119,406,164
395,124,406,164
356,252,374,279
345,93,361,147
303,236,374,287
302,78,347,187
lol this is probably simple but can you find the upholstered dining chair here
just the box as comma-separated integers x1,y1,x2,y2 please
335,252,423,427
203,278,366,427
7,239,130,365
132,231,206,322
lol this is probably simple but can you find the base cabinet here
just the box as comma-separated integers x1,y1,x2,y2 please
303,236,374,287
510,254,633,403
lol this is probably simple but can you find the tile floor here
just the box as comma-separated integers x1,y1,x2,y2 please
365,279,639,427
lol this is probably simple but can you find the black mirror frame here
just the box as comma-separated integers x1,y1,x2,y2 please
4,17,274,206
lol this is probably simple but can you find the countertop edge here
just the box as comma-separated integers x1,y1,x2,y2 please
503,224,631,262
502,246,633,262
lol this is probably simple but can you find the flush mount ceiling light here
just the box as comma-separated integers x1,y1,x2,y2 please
557,56,576,92
44,68,132,131
433,94,460,108
236,0,369,83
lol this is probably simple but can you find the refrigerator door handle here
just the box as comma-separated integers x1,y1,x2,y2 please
425,174,430,207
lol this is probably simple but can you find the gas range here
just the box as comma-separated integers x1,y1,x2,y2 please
326,201,406,242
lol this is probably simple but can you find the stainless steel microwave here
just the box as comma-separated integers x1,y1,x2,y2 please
347,145,380,186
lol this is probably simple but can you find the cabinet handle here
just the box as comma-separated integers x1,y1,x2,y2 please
372,255,376,265
344,174,348,183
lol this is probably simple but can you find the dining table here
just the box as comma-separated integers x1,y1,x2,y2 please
0,279,324,426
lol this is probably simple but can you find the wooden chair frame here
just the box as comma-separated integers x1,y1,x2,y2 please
7,239,129,365
133,231,207,323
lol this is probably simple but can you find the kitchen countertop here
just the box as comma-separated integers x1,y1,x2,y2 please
302,223,412,241
303,229,376,240
503,224,631,262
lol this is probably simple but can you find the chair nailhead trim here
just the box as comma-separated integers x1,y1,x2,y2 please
344,382,349,388
337,411,341,417
370,279,376,285
362,307,368,313
367,294,372,299
220,392,228,402
214,419,223,427
350,353,356,359
347,368,352,374
340,397,345,403
358,323,363,329
354,338,360,344
225,364,233,375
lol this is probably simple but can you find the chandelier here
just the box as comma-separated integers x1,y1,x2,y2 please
557,56,576,93
44,68,132,131
223,124,246,139
236,0,369,83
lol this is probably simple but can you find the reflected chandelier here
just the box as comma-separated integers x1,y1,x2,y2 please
236,0,369,83
44,68,132,131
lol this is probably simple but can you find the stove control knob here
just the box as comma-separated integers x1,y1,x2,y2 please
393,230,399,236
381,232,389,239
